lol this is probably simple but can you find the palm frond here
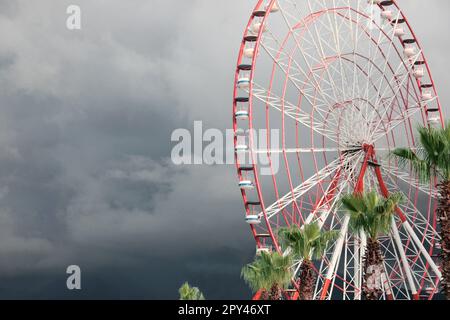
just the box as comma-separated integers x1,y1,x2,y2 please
279,223,338,261
179,282,205,300
340,191,403,240
241,252,293,293
392,124,450,182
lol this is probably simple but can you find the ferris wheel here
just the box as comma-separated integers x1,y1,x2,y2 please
233,0,443,300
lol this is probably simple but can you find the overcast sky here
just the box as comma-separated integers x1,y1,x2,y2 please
0,0,448,299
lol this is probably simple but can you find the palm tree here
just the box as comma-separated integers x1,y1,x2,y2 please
278,223,338,300
241,251,293,300
391,123,450,299
341,191,403,300
179,282,205,300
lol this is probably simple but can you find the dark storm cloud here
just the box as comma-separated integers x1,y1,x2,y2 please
0,0,256,299
0,0,447,299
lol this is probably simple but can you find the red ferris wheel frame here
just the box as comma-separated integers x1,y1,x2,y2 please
233,0,443,300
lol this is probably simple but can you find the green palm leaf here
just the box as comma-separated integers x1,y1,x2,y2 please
241,252,293,293
340,191,404,240
179,282,205,300
391,122,450,182
278,223,339,262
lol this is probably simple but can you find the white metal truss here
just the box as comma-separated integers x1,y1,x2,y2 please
382,163,438,199
262,152,362,221
250,82,339,143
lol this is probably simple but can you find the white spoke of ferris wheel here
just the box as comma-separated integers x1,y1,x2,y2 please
307,151,364,227
321,215,350,300
277,1,342,104
367,53,420,135
250,83,339,142
253,147,344,154
314,0,351,101
347,2,385,132
259,34,332,109
381,263,394,300
260,10,335,108
401,221,441,280
362,8,415,134
328,236,345,300
380,172,441,279
367,11,405,119
343,233,350,300
383,171,440,242
251,82,338,138
354,230,366,300
361,1,382,122
396,222,439,295
382,233,412,300
371,102,424,142
381,184,441,296
264,154,360,221
371,87,428,143
304,0,342,102
382,164,438,199
290,155,363,279
368,52,422,141
276,1,341,100
390,217,419,297
362,6,404,123
291,151,363,286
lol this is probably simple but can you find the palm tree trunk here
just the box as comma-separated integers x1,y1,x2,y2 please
437,181,450,299
363,238,384,300
269,284,281,300
297,260,316,300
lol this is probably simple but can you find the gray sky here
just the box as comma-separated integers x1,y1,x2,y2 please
0,0,448,299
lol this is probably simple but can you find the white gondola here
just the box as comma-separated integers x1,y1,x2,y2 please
251,22,267,34
243,48,255,59
428,117,440,125
413,68,425,79
235,110,249,120
239,180,255,190
266,1,279,13
404,47,416,58
246,214,262,225
381,10,393,20
237,76,250,89
256,247,271,255
235,128,247,136
422,91,433,101
394,27,405,37
235,144,249,153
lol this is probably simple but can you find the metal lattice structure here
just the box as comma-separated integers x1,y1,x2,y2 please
233,0,443,300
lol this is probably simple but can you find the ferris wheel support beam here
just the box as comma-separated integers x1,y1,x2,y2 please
291,155,365,298
355,231,367,300
373,163,443,281
381,164,438,199
262,155,361,221
320,216,350,300
390,217,419,300
320,145,374,300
